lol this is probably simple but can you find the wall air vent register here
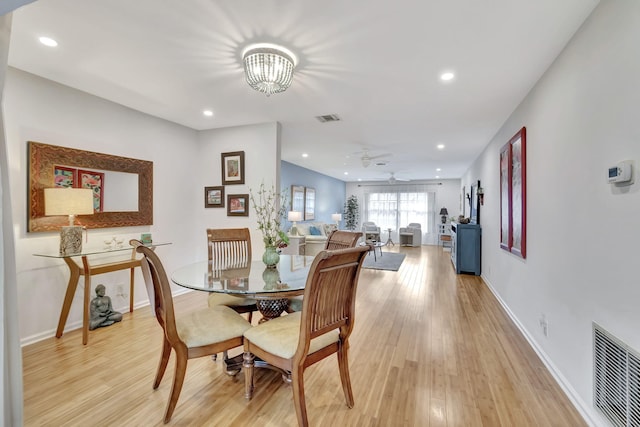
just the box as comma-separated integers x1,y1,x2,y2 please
593,323,640,427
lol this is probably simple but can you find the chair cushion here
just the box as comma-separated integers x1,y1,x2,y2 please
208,292,257,308
176,305,252,348
243,312,339,359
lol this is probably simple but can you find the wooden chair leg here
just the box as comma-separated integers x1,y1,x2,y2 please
164,349,188,423
243,351,255,399
292,366,309,427
154,338,172,389
337,343,354,408
247,311,253,323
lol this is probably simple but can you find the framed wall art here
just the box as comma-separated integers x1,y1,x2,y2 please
470,180,480,225
54,165,76,188
227,194,249,216
499,126,527,258
221,151,245,185
304,187,315,220
291,185,305,214
78,169,104,212
204,186,225,208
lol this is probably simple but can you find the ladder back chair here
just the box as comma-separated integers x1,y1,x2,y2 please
206,228,258,321
287,230,363,313
243,245,370,427
131,240,252,424
325,230,363,250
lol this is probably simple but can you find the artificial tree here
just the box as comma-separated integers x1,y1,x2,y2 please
343,195,359,231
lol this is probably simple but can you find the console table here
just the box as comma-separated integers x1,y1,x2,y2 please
34,242,170,345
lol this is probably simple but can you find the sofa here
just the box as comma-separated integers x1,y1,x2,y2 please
293,222,337,256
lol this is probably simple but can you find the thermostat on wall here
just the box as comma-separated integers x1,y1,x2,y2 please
608,160,633,183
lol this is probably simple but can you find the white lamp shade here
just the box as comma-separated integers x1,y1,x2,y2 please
44,188,94,216
288,211,302,222
331,213,342,222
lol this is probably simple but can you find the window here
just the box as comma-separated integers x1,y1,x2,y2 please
365,190,433,233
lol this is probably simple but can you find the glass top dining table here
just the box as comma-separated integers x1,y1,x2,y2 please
170,255,316,300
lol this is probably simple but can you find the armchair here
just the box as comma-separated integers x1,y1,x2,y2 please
361,221,381,242
399,223,422,247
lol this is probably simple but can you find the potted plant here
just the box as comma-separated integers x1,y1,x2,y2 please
249,183,289,267
343,195,359,231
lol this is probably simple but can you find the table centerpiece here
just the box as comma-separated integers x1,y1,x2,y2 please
249,183,289,268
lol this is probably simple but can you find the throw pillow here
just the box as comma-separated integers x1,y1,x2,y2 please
309,226,321,235
324,224,337,235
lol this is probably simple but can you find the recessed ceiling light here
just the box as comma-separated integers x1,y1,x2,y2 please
435,175,440,179
344,172,349,175
437,144,445,150
39,36,58,47
302,153,309,158
203,110,213,117
357,178,362,182
440,72,455,81
436,168,441,172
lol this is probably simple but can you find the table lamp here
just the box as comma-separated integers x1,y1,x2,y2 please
439,207,449,224
287,211,302,236
45,188,94,255
331,213,342,228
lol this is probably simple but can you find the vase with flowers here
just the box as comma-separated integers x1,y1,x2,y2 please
250,183,290,268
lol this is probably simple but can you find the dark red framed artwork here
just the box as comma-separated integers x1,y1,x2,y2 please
499,127,526,258
78,169,105,213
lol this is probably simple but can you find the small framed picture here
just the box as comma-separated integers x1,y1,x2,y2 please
204,186,225,208
227,194,249,216
78,169,105,213
221,151,245,185
53,165,76,188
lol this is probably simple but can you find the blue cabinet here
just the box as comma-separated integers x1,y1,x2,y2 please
450,223,481,275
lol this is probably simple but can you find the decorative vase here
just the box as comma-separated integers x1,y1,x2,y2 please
262,267,280,289
262,246,280,268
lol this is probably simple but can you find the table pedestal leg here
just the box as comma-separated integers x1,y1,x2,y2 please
256,299,289,322
56,258,81,338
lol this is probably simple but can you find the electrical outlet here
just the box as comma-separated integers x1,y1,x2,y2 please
116,284,127,299
539,314,549,337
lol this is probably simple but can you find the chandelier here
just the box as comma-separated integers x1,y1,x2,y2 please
242,44,296,96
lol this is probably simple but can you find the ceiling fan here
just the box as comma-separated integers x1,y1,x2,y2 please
387,172,410,184
358,148,392,168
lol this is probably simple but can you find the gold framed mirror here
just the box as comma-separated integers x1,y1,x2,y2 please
28,141,153,232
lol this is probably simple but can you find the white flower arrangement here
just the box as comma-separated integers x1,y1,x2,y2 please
249,183,290,249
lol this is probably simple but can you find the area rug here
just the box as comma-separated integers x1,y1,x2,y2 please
362,252,406,271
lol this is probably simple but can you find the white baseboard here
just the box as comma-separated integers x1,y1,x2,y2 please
480,274,602,427
20,287,194,347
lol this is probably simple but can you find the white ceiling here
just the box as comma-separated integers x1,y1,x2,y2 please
7,0,599,182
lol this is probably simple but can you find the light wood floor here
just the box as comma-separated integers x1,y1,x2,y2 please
22,245,586,426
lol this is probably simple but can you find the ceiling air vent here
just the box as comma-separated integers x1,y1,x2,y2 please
315,114,341,123
594,323,640,427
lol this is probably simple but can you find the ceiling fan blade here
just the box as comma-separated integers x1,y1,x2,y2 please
369,153,392,160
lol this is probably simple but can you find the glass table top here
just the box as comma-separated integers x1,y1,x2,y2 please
33,242,171,258
171,255,315,297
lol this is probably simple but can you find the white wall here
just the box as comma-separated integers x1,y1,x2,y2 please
463,1,640,425
3,68,280,344
345,179,461,244
194,123,280,253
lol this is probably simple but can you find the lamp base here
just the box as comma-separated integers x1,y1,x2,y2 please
441,215,447,224
60,226,83,255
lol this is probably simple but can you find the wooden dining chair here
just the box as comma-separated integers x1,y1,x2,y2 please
287,230,362,313
206,228,258,321
131,240,252,424
243,245,369,427
325,230,363,250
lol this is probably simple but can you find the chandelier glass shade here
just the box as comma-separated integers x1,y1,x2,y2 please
243,44,296,96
